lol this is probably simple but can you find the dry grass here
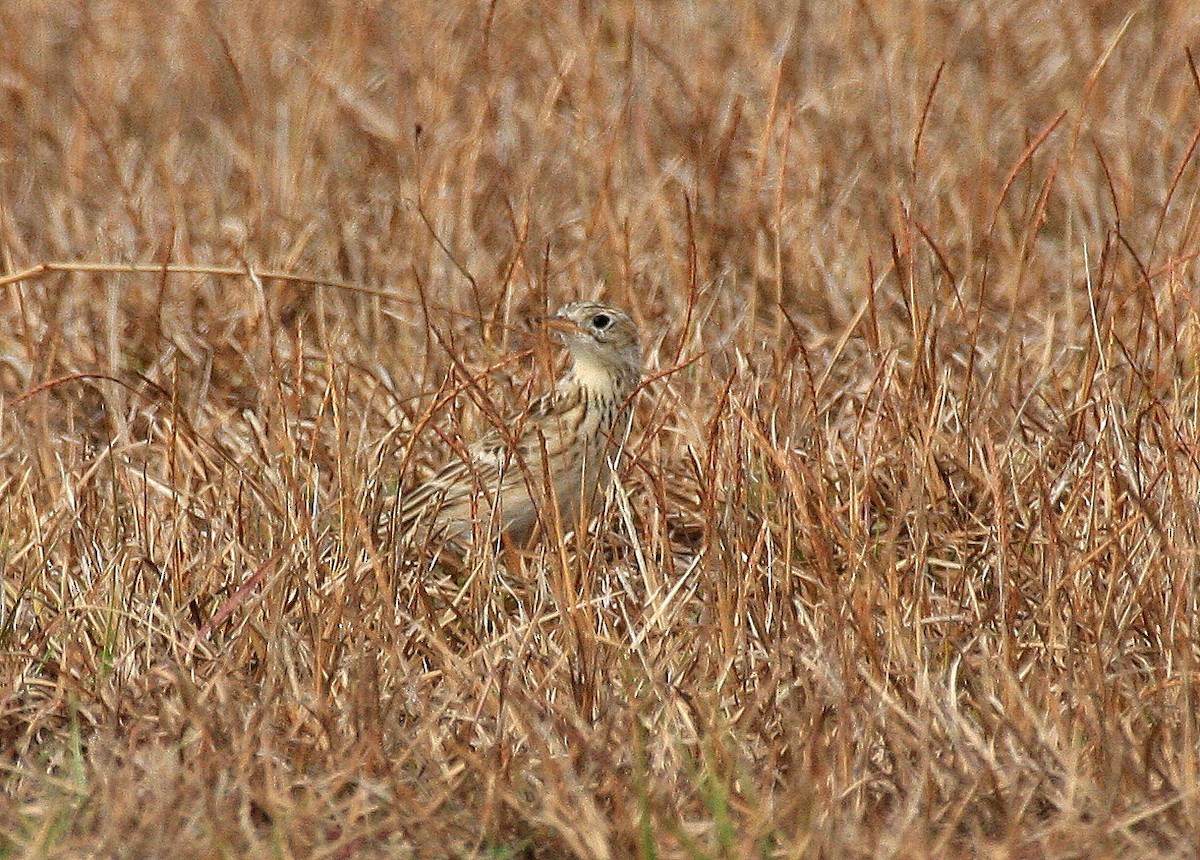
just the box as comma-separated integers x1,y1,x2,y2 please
3,1,1200,857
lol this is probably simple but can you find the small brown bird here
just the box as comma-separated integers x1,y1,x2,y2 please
391,301,643,548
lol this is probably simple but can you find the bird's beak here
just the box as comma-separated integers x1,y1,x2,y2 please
544,316,582,335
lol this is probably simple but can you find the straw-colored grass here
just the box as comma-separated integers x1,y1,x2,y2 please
3,1,1200,857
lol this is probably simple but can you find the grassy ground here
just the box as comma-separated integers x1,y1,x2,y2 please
3,1,1200,857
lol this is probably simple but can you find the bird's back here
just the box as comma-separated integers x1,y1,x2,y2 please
392,378,623,546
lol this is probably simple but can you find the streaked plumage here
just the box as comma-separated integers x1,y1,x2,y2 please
391,302,642,548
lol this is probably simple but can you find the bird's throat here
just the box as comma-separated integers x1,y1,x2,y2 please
569,354,621,395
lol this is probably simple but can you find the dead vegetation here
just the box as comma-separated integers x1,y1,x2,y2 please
3,1,1200,857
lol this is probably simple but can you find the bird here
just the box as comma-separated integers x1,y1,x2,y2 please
388,301,643,549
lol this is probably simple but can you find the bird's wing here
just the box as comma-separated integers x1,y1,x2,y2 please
392,387,569,531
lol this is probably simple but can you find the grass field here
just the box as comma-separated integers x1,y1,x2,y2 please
4,1,1200,857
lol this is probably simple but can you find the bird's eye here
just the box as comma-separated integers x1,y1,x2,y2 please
592,313,612,331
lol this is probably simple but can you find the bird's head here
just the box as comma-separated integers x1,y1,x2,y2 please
546,301,642,385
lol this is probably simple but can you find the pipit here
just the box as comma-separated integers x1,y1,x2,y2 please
390,301,643,548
